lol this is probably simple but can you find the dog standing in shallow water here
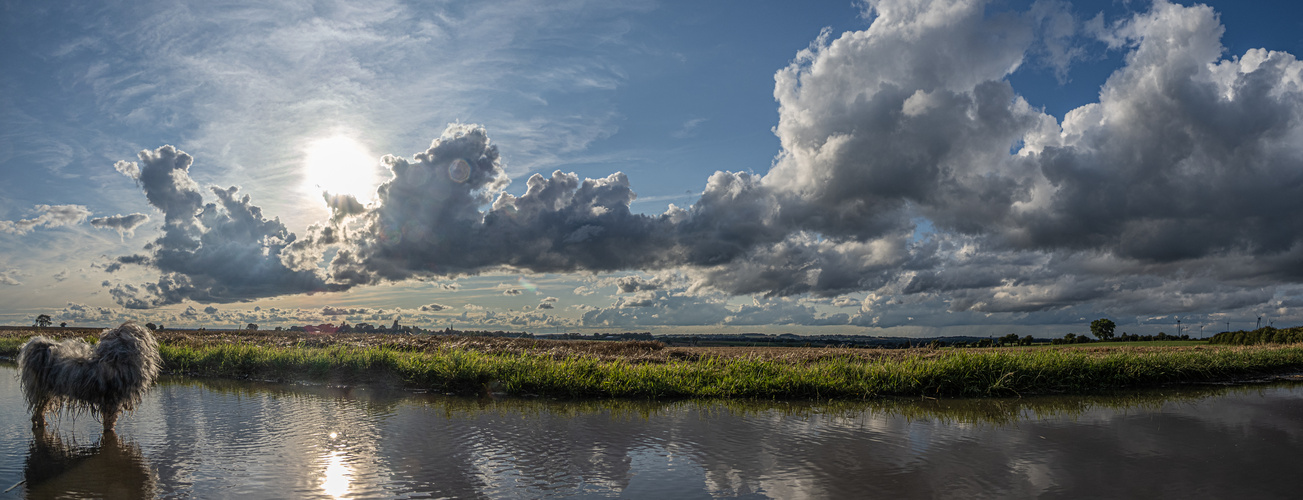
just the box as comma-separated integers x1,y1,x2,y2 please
18,322,162,431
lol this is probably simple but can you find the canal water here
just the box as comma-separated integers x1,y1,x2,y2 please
2,363,1301,498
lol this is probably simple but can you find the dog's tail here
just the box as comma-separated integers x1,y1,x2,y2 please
18,337,60,414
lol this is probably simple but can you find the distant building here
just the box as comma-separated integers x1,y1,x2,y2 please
304,324,338,334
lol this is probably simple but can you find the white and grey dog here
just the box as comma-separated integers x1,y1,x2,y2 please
18,322,162,431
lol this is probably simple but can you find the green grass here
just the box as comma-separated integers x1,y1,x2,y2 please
6,335,1303,400
157,342,1303,399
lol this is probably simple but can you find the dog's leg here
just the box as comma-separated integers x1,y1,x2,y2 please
100,402,121,432
30,398,49,430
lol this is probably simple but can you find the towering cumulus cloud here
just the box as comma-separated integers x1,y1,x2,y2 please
106,0,1303,321
107,145,345,308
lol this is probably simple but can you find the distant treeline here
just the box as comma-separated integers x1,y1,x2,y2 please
1209,326,1303,346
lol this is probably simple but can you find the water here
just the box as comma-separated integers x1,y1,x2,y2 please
3,363,1302,498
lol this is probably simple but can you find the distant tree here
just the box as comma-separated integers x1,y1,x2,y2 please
158,324,164,330
1021,335,1035,346
60,322,67,328
1090,318,1117,341
34,314,52,328
1000,333,1021,346
247,323,259,331
145,322,158,331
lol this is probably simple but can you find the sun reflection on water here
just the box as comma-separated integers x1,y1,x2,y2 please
321,449,352,499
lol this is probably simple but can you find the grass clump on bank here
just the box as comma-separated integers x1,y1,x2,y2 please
4,330,1303,400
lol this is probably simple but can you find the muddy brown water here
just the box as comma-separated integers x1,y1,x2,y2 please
2,363,1301,498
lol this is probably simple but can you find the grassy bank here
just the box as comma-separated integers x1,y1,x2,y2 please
3,331,1303,400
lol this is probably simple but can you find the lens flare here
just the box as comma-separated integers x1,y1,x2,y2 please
448,158,471,183
518,276,539,294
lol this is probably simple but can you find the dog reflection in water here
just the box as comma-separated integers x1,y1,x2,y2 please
18,321,162,431
22,426,157,498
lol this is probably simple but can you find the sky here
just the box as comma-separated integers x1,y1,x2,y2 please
3,0,1303,337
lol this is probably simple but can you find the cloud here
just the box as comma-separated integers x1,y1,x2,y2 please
666,0,1303,317
831,297,859,308
59,302,116,323
52,270,69,282
0,269,23,286
113,159,140,179
671,117,707,139
615,275,661,293
106,145,349,308
0,204,92,234
91,213,150,239
580,288,850,328
91,0,1303,325
420,303,450,312
321,306,371,316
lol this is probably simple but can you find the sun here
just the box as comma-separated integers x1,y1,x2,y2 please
302,135,380,202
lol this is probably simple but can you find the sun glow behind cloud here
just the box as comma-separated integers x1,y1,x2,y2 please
303,135,381,203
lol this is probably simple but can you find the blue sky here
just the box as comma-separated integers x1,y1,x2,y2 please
3,0,1303,337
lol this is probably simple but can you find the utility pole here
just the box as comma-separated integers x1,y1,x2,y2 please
1200,325,1204,339
1177,319,1181,338
1257,316,1262,330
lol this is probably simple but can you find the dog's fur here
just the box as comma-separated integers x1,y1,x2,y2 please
18,322,162,431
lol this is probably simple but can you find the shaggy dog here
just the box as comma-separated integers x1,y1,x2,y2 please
18,322,162,431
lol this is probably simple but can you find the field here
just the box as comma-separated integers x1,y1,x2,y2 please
3,327,1303,400
1031,340,1211,348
